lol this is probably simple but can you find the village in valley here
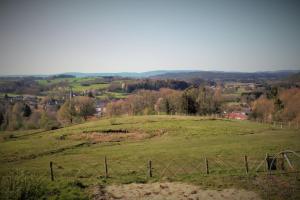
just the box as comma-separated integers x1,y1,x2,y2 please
0,71,299,131
0,71,299,200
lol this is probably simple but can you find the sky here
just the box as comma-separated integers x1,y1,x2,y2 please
0,0,300,75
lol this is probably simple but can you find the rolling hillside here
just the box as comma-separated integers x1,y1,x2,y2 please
0,115,299,199
151,70,300,81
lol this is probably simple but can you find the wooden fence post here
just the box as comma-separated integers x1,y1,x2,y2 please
265,153,269,172
104,156,108,178
148,160,152,177
50,161,54,181
205,157,209,174
244,155,249,174
280,152,285,170
283,153,294,170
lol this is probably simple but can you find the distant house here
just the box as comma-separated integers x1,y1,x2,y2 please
95,100,108,117
23,95,37,101
226,112,248,120
9,95,23,102
24,95,38,109
43,98,64,111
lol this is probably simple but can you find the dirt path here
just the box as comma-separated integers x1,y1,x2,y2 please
93,182,261,200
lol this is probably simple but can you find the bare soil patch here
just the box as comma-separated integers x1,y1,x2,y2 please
93,182,261,200
71,131,150,143
71,129,166,143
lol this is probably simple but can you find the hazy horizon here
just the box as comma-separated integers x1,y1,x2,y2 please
1,68,300,77
1,0,300,75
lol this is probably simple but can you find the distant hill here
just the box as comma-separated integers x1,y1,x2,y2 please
150,70,300,82
61,70,194,78
287,72,300,82
1,69,299,81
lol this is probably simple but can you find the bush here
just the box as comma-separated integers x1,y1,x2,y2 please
0,171,89,200
0,170,47,200
40,111,61,130
47,180,89,200
109,118,121,125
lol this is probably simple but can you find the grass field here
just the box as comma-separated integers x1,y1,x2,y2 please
0,115,299,199
37,77,110,92
35,77,130,101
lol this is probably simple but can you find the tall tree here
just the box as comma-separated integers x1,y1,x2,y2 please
251,96,274,122
40,111,60,130
8,102,24,130
74,96,96,120
58,100,76,124
23,104,32,117
278,88,300,122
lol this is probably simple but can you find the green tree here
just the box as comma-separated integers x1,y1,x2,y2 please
164,98,171,114
0,104,5,129
40,111,60,130
1,106,10,130
58,100,76,124
40,111,49,129
8,102,24,130
23,104,31,117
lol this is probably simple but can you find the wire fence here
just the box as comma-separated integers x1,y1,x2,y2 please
1,151,299,199
186,114,300,129
255,120,300,129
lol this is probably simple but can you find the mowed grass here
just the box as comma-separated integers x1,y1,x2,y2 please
0,115,299,198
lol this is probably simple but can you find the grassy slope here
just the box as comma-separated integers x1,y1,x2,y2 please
1,116,299,171
0,115,299,198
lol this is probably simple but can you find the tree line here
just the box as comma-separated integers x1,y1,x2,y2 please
0,96,96,131
250,88,300,123
106,86,222,116
1,82,299,131
108,79,191,93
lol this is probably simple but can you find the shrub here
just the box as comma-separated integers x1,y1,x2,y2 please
0,170,47,200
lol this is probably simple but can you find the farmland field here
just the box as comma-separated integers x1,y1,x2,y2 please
37,77,110,92
0,115,299,199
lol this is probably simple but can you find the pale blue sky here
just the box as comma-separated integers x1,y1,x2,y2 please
0,0,300,75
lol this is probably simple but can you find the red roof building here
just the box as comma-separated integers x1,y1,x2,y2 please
226,112,248,120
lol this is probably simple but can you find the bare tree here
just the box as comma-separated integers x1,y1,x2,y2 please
74,96,96,120
251,96,274,122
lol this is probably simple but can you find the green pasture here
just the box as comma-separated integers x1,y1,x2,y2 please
0,115,299,199
36,78,110,92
